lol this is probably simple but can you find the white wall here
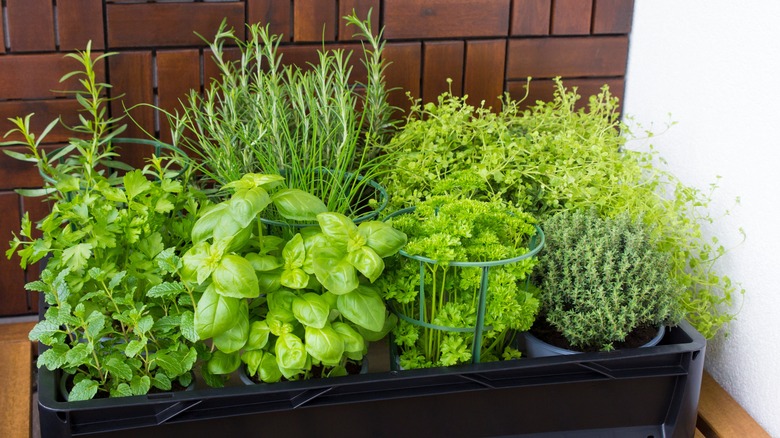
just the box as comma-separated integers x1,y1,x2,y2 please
623,1,780,435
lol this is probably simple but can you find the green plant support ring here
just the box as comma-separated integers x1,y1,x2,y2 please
384,206,546,363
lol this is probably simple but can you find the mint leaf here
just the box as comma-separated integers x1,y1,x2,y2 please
68,378,99,401
147,281,185,298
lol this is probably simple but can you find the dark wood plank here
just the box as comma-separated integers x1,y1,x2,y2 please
108,51,155,169
338,0,380,41
551,0,593,35
506,77,625,110
157,49,201,143
383,42,422,114
697,372,771,438
0,7,5,53
247,0,292,41
506,36,629,79
592,0,635,34
384,0,511,39
0,100,83,144
293,0,337,42
464,40,506,111
277,43,368,84
422,41,465,104
0,192,28,316
5,0,55,52
106,3,245,48
511,0,551,36
58,0,105,51
0,53,105,100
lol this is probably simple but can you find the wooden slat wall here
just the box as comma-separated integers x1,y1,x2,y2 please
0,0,635,316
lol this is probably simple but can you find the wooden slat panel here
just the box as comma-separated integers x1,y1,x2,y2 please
0,330,32,437
0,53,105,100
108,51,155,169
383,42,422,114
506,77,625,110
0,146,45,190
157,49,201,143
0,192,27,316
0,100,83,144
106,3,245,48
551,0,593,35
506,36,628,79
58,0,105,51
384,0,511,39
464,40,506,111
247,0,292,41
511,0,551,36
697,372,771,438
293,0,337,42
277,43,368,84
422,41,464,104
0,7,5,54
6,0,55,52
592,0,635,34
338,0,380,41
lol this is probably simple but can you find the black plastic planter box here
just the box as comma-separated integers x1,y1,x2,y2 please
37,321,705,438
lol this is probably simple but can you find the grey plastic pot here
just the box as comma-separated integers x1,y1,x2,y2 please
522,325,666,358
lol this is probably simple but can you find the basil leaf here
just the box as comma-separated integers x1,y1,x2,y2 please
316,212,357,241
246,320,271,350
332,322,365,354
275,333,307,370
213,300,249,353
305,324,345,366
357,313,398,342
191,203,230,243
267,290,297,323
358,221,408,258
207,350,241,375
195,285,241,339
228,186,271,227
212,254,260,298
257,352,283,383
346,246,385,282
292,292,330,329
337,285,386,332
272,188,328,221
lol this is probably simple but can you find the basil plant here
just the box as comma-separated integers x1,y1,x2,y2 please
177,174,406,384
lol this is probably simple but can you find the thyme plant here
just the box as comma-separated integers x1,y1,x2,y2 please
534,211,683,351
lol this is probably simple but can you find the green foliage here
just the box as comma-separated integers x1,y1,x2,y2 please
535,211,683,351
3,45,204,400
379,196,540,369
380,79,742,338
168,10,396,220
179,173,406,383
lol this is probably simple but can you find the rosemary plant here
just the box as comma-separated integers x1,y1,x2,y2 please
169,11,396,220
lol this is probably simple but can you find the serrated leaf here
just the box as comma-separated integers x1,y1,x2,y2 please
130,375,151,396
125,339,146,358
179,311,198,342
124,169,152,200
62,243,93,271
136,315,154,334
152,372,172,391
105,357,133,381
28,320,60,342
37,345,68,370
111,383,133,398
68,378,99,401
147,281,185,298
154,353,186,377
65,343,90,366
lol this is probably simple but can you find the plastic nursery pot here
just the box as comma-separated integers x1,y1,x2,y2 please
522,325,667,358
59,370,196,402
260,169,389,232
383,206,545,365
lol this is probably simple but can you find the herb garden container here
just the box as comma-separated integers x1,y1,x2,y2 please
36,320,706,437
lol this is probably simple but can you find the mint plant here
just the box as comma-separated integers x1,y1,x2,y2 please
381,79,742,338
379,195,540,369
176,173,407,383
3,44,205,400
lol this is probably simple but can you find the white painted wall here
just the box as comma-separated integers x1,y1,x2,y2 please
623,1,780,435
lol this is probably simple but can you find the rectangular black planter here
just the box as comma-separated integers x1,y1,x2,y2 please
37,321,705,438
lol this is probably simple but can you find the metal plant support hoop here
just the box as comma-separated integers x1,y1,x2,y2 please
384,207,546,363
